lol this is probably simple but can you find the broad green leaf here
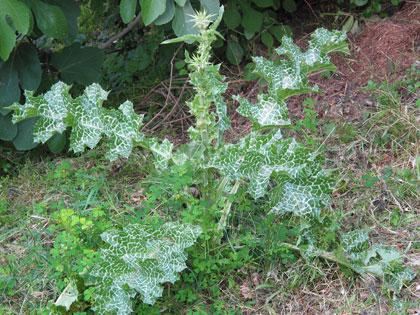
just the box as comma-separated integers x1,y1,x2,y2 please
172,0,199,37
90,222,201,314
353,0,368,6
0,59,19,109
223,5,241,30
50,0,81,41
47,132,67,153
120,0,137,24
154,0,175,25
140,0,166,25
0,0,31,61
241,4,263,34
269,24,292,42
0,114,17,141
54,280,78,311
199,0,220,18
0,43,41,108
282,0,297,13
51,44,105,85
175,0,187,6
126,45,154,72
261,32,274,50
14,43,42,91
30,0,68,39
253,0,274,8
226,40,244,65
13,117,39,150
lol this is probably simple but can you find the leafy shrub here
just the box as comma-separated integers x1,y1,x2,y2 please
0,0,104,151
9,7,414,313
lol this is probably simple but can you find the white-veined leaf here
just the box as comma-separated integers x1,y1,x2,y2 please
235,93,290,127
90,222,201,314
9,81,144,161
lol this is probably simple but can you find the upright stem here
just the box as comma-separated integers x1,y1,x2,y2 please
217,180,240,231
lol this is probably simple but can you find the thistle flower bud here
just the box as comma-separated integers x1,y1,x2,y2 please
189,10,214,32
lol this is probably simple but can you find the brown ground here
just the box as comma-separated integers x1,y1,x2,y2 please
303,2,419,121
224,2,419,143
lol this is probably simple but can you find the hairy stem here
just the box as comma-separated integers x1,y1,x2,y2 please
279,242,364,275
217,180,241,231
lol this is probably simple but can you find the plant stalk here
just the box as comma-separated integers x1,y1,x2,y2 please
217,180,240,231
279,242,364,275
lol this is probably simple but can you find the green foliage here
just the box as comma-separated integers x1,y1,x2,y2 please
340,230,415,292
90,222,201,314
9,82,144,161
51,44,105,86
115,0,295,65
0,0,31,61
118,0,220,36
0,0,104,152
347,0,402,17
101,28,171,96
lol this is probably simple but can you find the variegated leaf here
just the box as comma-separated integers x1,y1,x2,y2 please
69,83,109,153
149,138,174,171
90,222,201,314
270,169,334,217
9,82,72,143
235,93,290,127
253,28,348,101
102,101,144,161
9,81,145,161
340,230,415,292
207,130,333,217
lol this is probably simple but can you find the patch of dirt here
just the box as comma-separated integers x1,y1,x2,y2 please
290,2,420,121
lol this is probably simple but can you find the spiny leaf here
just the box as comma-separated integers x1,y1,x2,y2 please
340,230,416,292
253,28,348,101
208,130,334,216
149,138,174,171
10,82,71,143
90,222,201,314
270,169,334,217
69,83,109,153
102,101,144,161
235,93,291,127
9,81,144,161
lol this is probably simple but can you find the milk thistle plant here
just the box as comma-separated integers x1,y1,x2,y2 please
9,7,414,314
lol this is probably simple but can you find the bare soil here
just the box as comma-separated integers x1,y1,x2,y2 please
303,2,420,121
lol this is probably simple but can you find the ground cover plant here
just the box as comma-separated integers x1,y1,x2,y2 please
1,5,417,314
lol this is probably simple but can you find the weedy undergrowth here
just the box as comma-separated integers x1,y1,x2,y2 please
9,6,415,314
